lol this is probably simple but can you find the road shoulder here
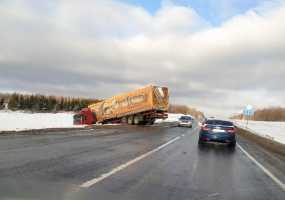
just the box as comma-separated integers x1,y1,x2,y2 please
237,128,285,183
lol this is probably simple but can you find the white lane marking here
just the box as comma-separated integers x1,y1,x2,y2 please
80,136,181,188
237,143,285,191
192,126,199,132
208,193,220,197
80,129,93,132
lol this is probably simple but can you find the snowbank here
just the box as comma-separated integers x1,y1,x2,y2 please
235,120,285,144
0,111,196,132
155,113,193,123
0,110,81,132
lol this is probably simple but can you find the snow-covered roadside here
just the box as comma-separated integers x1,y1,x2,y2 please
0,110,83,132
155,113,194,123
0,111,194,132
234,120,285,145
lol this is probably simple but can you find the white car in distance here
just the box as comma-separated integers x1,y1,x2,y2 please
178,115,193,128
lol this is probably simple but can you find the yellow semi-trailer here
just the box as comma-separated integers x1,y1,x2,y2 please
73,85,169,125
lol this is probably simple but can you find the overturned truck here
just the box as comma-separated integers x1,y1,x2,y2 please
73,85,169,125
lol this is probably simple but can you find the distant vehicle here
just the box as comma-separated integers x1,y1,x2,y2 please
198,119,236,147
178,115,193,128
73,85,169,125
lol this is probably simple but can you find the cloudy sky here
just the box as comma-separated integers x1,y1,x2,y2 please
0,0,285,117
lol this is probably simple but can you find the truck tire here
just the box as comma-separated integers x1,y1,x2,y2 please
121,116,127,124
147,119,155,125
141,121,148,125
127,116,134,125
134,115,143,125
228,141,236,148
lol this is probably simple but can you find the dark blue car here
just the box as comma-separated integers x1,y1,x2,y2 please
198,119,236,148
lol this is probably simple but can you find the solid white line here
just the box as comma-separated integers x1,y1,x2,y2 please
80,136,181,188
237,143,285,191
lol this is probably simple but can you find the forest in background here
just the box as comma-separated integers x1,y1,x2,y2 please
0,93,101,112
231,107,285,122
0,93,205,118
168,104,205,119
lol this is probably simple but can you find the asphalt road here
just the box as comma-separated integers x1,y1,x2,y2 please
0,123,284,200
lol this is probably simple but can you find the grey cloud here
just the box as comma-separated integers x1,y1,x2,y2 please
0,0,285,117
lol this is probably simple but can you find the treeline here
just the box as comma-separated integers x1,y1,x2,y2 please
169,104,205,119
231,107,285,121
0,93,101,112
0,97,4,109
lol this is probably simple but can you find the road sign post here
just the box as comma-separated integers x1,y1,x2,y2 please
243,105,254,128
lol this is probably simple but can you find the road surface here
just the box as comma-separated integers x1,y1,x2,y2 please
0,123,284,200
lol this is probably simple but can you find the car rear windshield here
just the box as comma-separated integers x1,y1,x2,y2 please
205,120,233,126
180,116,192,120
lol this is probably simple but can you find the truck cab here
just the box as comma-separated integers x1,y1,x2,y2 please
73,108,96,125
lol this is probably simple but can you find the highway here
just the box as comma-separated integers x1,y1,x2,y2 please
0,123,284,200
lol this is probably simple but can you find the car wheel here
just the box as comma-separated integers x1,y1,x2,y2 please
198,138,204,145
228,141,236,148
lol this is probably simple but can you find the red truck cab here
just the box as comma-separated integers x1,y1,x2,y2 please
73,108,96,125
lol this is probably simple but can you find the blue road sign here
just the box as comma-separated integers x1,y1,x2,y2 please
243,105,254,116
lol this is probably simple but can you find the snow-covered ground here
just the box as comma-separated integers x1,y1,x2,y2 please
155,113,193,123
0,110,82,132
234,120,285,144
0,111,194,132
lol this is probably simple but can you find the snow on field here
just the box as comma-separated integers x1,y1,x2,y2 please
0,110,82,132
234,120,285,144
0,111,195,132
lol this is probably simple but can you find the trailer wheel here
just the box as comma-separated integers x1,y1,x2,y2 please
121,116,127,124
140,120,148,125
134,115,140,125
127,116,134,125
148,119,155,125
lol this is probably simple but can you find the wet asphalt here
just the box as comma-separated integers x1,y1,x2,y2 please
0,123,284,200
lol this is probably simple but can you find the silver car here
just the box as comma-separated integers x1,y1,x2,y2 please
178,116,193,128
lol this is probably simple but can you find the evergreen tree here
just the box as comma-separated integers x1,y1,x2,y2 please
0,98,4,109
8,93,19,110
58,97,64,111
2,92,100,112
47,96,57,111
18,94,25,109
29,95,36,110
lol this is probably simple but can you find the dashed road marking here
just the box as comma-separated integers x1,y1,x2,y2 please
80,136,181,188
237,143,285,192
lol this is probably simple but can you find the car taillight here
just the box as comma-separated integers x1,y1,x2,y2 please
227,127,236,134
202,125,210,131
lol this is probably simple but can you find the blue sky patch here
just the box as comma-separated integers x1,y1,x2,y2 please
118,0,268,25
